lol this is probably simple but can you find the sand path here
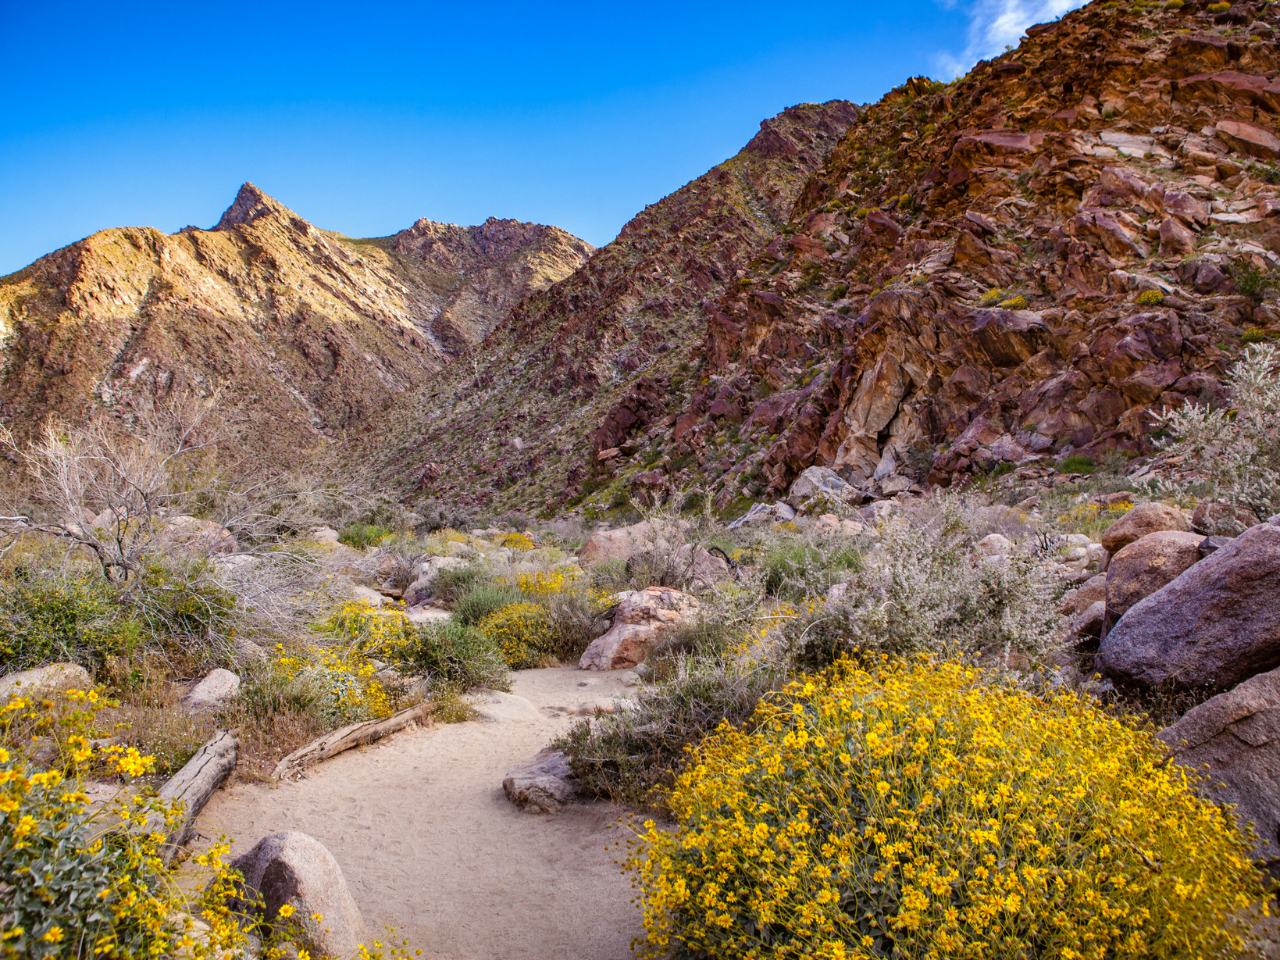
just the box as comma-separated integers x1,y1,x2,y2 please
196,668,644,959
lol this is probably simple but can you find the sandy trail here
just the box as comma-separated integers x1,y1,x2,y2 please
196,668,644,959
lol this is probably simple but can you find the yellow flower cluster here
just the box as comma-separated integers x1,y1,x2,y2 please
497,532,536,551
478,602,556,669
630,659,1266,960
1136,289,1165,306
276,640,393,722
998,295,1029,309
512,568,583,599
326,599,409,647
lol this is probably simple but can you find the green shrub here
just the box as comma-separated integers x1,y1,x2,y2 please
432,562,492,603
1242,326,1273,344
1230,260,1275,303
998,294,1029,309
125,558,237,659
629,659,1266,960
558,655,786,811
978,287,1010,307
1056,453,1096,474
1146,344,1280,529
453,582,521,626
1136,288,1165,306
338,523,393,549
761,537,862,599
399,621,509,692
0,573,134,673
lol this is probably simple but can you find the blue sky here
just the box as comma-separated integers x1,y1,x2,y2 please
0,0,1085,275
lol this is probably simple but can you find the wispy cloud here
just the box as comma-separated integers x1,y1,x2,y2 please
933,0,1089,78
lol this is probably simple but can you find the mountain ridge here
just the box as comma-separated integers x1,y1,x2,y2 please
0,185,590,464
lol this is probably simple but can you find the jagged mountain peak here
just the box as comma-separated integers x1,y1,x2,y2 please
213,182,295,231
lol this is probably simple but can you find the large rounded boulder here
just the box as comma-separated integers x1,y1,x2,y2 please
1098,502,1190,554
1105,530,1204,623
1097,517,1280,691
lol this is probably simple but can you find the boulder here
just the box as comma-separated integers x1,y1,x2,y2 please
503,747,579,814
1159,665,1280,859
184,669,241,711
579,587,700,670
0,663,92,696
231,832,368,957
1104,531,1205,622
1098,502,1189,553
1065,600,1107,650
789,466,854,505
813,513,866,537
578,520,684,565
1097,518,1280,690
976,533,1012,557
726,501,796,530
1073,573,1107,614
403,556,468,604
159,516,237,556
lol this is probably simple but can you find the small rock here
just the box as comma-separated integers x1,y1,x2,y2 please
230,832,368,958
184,669,241,711
0,663,92,696
503,747,579,814
1065,600,1106,651
468,690,543,723
788,466,854,505
727,501,797,530
578,520,685,565
1073,574,1107,614
347,585,385,607
1099,502,1189,554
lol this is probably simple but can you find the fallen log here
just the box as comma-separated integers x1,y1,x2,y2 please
272,702,432,781
154,729,238,862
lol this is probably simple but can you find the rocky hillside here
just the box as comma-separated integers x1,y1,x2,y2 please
0,184,589,463
370,0,1280,520
371,101,861,508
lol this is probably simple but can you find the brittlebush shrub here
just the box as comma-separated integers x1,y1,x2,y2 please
0,690,242,958
478,602,555,669
630,659,1266,960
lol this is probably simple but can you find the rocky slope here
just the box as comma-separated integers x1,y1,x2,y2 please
381,0,1280,518
371,101,861,508
0,185,589,463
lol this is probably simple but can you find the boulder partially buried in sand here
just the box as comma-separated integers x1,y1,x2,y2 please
231,831,369,957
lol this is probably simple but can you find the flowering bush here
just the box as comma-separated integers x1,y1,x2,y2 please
997,295,1028,309
630,659,1267,960
1148,343,1280,531
477,602,556,669
1135,289,1165,306
497,532,536,551
275,641,394,723
0,689,238,959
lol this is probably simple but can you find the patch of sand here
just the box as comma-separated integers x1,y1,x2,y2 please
195,667,644,959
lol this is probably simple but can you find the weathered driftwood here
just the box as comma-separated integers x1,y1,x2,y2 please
154,729,238,862
272,702,431,781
